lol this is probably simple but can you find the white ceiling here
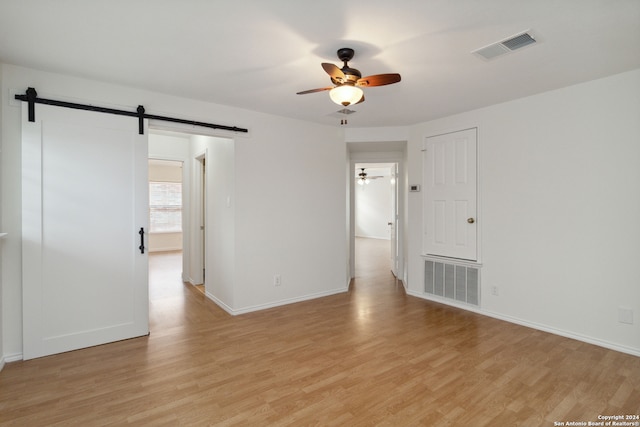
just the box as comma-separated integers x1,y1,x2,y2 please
1,1,638,128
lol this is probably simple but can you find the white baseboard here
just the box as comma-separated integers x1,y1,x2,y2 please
5,353,23,362
148,246,182,253
0,352,24,371
205,287,349,316
407,290,640,358
187,276,203,286
355,235,390,240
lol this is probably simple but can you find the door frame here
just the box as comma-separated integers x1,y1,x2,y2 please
349,152,405,284
192,151,207,286
422,127,480,262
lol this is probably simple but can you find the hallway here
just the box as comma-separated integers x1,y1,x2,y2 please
1,240,639,425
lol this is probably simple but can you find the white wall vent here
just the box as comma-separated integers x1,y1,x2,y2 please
424,259,479,306
472,30,537,60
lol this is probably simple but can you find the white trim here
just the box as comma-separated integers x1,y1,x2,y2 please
407,290,640,357
421,254,482,269
205,287,349,316
148,246,183,253
355,235,390,241
1,353,24,366
422,126,479,147
149,121,251,140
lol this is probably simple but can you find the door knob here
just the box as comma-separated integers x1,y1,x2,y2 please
467,218,475,224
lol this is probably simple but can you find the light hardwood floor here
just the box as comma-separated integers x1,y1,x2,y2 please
1,238,639,426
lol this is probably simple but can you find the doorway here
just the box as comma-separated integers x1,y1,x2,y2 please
147,158,186,299
354,163,396,279
147,129,234,308
348,151,405,285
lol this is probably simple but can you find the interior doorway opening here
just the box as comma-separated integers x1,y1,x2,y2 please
353,162,398,280
347,140,407,287
147,158,187,299
147,128,235,311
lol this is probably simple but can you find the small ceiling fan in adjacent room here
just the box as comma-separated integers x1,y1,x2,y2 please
297,48,401,107
356,168,383,185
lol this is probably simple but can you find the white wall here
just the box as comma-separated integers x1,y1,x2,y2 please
355,171,393,240
198,135,236,309
0,64,4,368
233,117,347,312
1,63,348,359
405,69,640,355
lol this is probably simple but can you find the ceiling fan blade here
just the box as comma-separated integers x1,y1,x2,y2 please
356,73,401,87
322,63,346,82
355,94,365,104
296,87,333,95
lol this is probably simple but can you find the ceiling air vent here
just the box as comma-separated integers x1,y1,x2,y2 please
472,30,537,60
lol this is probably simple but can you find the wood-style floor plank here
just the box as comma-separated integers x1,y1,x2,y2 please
1,240,639,425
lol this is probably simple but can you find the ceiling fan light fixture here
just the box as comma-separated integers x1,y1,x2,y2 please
329,85,363,107
357,168,371,185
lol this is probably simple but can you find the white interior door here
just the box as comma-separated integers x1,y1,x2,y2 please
423,128,477,261
22,103,149,360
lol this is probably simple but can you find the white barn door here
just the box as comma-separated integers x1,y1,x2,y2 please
423,128,477,261
22,103,149,360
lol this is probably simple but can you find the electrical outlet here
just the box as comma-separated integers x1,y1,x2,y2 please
618,307,634,325
491,286,499,296
273,274,281,287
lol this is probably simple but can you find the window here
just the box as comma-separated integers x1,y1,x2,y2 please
149,181,182,233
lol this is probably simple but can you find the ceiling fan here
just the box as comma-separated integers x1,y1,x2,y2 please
297,48,401,107
356,168,384,185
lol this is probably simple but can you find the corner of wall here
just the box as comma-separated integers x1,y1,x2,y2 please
0,61,5,366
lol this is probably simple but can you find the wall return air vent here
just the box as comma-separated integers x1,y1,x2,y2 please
472,30,537,60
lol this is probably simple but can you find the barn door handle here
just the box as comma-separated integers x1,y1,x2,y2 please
138,227,145,254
